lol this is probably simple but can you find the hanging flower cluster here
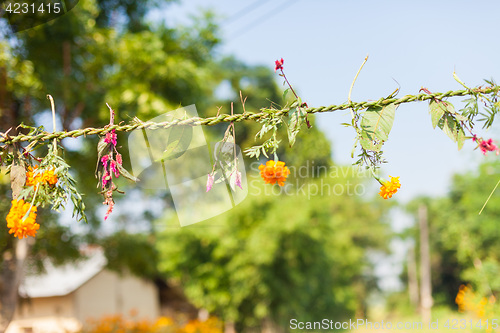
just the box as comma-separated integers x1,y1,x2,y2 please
100,130,122,220
7,199,39,239
97,129,121,221
3,96,88,239
7,145,88,238
7,165,58,239
207,103,244,193
378,176,401,199
95,104,138,220
26,165,58,187
259,160,290,186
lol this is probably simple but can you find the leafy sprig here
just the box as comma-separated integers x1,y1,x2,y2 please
18,145,87,223
16,95,88,223
245,58,309,160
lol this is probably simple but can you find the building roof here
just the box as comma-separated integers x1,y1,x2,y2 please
19,249,107,298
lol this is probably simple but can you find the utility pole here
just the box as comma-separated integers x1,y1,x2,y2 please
419,204,433,324
407,243,419,308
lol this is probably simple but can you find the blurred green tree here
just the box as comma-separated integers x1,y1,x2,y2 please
405,160,500,309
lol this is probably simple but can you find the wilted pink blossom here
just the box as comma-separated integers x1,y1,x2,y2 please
102,170,111,187
110,160,119,177
104,204,113,220
101,155,109,169
206,173,214,192
235,171,242,190
104,190,114,221
116,153,123,166
104,130,117,146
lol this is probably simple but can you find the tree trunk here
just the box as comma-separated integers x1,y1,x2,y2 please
0,165,28,332
224,321,236,333
0,239,28,332
419,204,433,324
0,66,6,121
0,73,28,331
407,243,419,308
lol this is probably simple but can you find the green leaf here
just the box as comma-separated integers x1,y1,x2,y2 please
214,134,235,162
457,126,465,150
438,113,459,142
359,135,383,152
155,139,179,162
117,163,139,182
359,103,396,152
429,100,446,129
156,125,193,161
430,100,466,148
288,107,306,147
283,88,290,101
454,113,468,122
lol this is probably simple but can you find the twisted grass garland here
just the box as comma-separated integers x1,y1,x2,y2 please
1,87,497,144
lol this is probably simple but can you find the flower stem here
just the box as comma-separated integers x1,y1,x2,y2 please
280,70,299,100
348,55,369,118
479,176,500,215
453,70,469,90
22,183,40,222
106,103,115,125
47,94,58,154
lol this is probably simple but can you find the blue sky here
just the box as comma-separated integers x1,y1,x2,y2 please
151,0,500,204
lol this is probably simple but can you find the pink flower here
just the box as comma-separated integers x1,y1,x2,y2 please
235,171,242,190
480,138,500,155
110,160,119,177
274,58,284,72
104,192,114,221
104,204,114,220
104,129,117,146
101,155,109,169
206,174,214,192
475,136,500,155
116,153,123,166
102,170,111,187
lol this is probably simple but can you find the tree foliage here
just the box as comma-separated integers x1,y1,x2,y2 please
406,161,500,306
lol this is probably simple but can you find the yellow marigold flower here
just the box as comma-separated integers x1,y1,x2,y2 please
155,316,174,328
6,199,39,239
26,166,58,187
258,160,290,186
379,175,401,199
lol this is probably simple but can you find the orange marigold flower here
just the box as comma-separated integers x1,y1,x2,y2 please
258,160,290,186
6,199,39,239
379,175,401,199
26,166,58,187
